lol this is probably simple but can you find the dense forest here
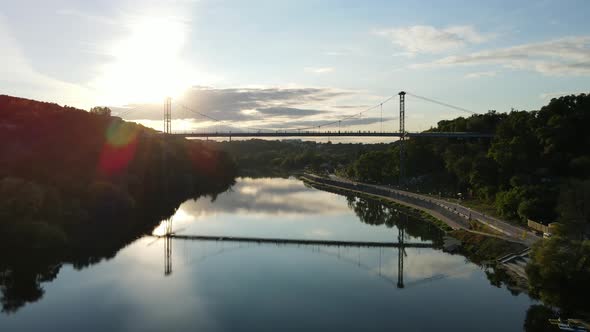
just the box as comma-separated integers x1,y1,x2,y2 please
211,139,390,174
0,95,237,250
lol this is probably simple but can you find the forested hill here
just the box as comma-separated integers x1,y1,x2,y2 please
0,95,237,249
347,93,590,230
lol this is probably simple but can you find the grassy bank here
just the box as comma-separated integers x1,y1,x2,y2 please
450,229,527,263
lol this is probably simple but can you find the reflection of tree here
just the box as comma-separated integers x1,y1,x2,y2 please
0,182,235,314
345,195,444,245
526,236,590,315
524,305,560,332
483,267,521,295
0,254,60,313
346,196,389,226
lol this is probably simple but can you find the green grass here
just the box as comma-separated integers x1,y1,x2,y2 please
450,229,526,264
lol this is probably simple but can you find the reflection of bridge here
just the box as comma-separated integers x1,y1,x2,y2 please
161,233,433,248
153,219,465,289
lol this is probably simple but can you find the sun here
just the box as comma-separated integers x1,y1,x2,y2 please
92,16,195,106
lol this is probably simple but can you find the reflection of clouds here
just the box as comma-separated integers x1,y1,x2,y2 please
179,177,350,218
306,229,332,238
379,249,476,281
152,209,194,235
88,238,221,331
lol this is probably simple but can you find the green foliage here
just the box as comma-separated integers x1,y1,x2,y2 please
450,229,526,264
214,139,388,174
556,179,590,238
89,106,111,116
527,236,590,313
0,178,60,223
352,150,396,183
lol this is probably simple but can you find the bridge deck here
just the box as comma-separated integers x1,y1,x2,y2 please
170,132,493,138
156,234,434,248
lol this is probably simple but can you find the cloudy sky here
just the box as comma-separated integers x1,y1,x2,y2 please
1,0,589,133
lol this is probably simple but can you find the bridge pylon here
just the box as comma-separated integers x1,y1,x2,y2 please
399,91,406,186
397,227,405,288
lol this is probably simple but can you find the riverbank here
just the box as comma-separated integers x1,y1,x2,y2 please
302,174,538,243
302,176,453,233
301,174,534,289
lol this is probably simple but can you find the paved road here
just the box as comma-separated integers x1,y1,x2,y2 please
325,174,540,246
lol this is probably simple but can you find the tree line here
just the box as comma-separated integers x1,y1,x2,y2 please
0,95,237,250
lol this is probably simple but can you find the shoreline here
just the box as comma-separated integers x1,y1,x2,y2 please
301,174,532,289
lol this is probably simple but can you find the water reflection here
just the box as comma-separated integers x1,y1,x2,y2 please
0,178,234,314
153,177,443,245
178,177,352,217
1,177,543,332
0,254,60,313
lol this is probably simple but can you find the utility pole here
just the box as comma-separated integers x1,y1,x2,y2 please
164,97,172,134
399,91,406,186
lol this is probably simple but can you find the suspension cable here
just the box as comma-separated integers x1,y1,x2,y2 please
405,92,479,115
277,93,399,132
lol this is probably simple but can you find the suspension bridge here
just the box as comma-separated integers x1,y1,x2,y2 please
154,91,493,139
116,90,494,141
117,90,494,184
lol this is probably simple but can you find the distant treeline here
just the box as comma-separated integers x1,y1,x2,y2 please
0,95,237,250
212,139,391,174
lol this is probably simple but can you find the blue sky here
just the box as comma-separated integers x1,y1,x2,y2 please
1,0,589,133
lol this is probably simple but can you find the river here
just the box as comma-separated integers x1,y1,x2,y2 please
0,177,540,331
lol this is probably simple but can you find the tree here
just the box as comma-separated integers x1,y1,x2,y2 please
89,106,111,117
556,179,590,238
526,236,590,313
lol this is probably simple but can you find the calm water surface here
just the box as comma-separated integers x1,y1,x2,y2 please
0,177,536,331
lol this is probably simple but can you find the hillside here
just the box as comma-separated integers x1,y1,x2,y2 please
0,95,237,249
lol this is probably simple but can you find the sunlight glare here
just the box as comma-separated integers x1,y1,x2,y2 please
93,16,196,106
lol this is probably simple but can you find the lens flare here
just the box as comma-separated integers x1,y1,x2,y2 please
98,121,139,176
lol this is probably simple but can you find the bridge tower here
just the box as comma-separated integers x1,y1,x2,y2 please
397,227,405,288
164,97,172,134
398,91,406,186
164,218,173,276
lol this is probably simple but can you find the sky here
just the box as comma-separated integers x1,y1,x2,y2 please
1,0,590,134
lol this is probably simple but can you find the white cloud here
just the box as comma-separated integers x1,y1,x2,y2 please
411,36,590,76
55,8,118,25
304,67,335,74
375,25,489,55
112,86,350,121
464,71,497,79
